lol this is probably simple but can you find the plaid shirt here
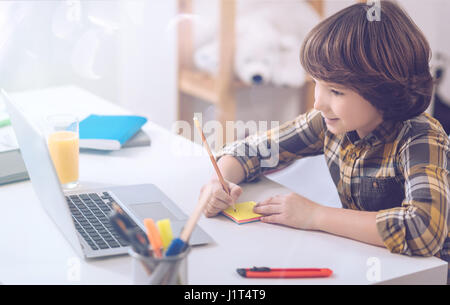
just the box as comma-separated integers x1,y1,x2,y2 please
216,109,449,281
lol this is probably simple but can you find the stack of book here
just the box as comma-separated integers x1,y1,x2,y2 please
0,109,29,185
79,115,150,150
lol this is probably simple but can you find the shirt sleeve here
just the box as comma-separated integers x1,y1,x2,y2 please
214,109,326,182
376,131,449,257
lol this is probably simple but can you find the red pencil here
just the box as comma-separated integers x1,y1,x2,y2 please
236,267,333,278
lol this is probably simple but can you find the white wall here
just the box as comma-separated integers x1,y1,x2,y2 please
117,0,177,130
0,0,177,130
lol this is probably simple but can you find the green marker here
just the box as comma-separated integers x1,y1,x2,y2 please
0,118,11,128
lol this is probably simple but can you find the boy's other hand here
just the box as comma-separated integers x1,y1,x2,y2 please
253,192,322,230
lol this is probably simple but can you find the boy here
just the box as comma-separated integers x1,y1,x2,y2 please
199,1,449,282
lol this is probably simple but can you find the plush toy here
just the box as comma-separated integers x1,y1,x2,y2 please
271,35,306,87
192,0,320,87
194,13,278,85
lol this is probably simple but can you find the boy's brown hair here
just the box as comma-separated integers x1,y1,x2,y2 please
300,0,433,122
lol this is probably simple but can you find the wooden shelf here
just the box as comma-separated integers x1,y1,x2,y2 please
179,69,250,105
179,69,218,104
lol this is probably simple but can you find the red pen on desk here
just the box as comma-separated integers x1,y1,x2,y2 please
236,267,333,278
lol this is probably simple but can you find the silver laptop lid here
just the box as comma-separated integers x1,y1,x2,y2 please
1,89,84,258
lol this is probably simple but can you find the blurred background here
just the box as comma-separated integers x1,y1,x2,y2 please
0,0,449,141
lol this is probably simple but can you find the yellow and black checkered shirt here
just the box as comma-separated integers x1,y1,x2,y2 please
216,109,449,281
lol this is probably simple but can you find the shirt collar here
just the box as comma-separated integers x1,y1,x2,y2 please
345,120,400,146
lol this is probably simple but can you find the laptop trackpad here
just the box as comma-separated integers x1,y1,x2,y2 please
129,202,180,222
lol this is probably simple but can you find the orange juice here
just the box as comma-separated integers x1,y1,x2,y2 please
48,131,79,185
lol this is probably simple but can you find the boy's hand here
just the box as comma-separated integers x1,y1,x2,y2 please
200,178,243,217
253,192,322,230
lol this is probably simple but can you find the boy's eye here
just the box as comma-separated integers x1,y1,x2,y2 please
331,89,343,96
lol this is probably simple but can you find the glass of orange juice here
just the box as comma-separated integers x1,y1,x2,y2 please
46,114,79,189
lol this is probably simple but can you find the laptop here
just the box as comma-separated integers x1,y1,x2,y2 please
1,89,212,259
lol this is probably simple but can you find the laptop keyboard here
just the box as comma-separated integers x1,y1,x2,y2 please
65,192,141,251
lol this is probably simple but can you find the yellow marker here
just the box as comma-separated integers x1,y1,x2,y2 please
157,218,174,250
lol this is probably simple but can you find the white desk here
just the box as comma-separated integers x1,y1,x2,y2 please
0,86,447,284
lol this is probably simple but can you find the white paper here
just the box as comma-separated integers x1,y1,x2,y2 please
0,125,19,153
0,98,18,152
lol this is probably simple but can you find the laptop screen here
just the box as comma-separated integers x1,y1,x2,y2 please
1,89,84,258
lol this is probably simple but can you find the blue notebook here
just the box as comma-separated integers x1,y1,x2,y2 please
79,115,147,150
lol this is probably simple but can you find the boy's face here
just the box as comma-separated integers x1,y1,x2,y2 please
312,78,383,139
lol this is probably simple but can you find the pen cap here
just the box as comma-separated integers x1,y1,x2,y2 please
165,237,187,256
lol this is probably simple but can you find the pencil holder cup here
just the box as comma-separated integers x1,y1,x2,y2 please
129,246,190,285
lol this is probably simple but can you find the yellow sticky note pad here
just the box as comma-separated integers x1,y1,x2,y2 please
222,201,262,225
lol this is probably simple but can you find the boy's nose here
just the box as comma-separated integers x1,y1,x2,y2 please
313,90,327,112
313,99,322,112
